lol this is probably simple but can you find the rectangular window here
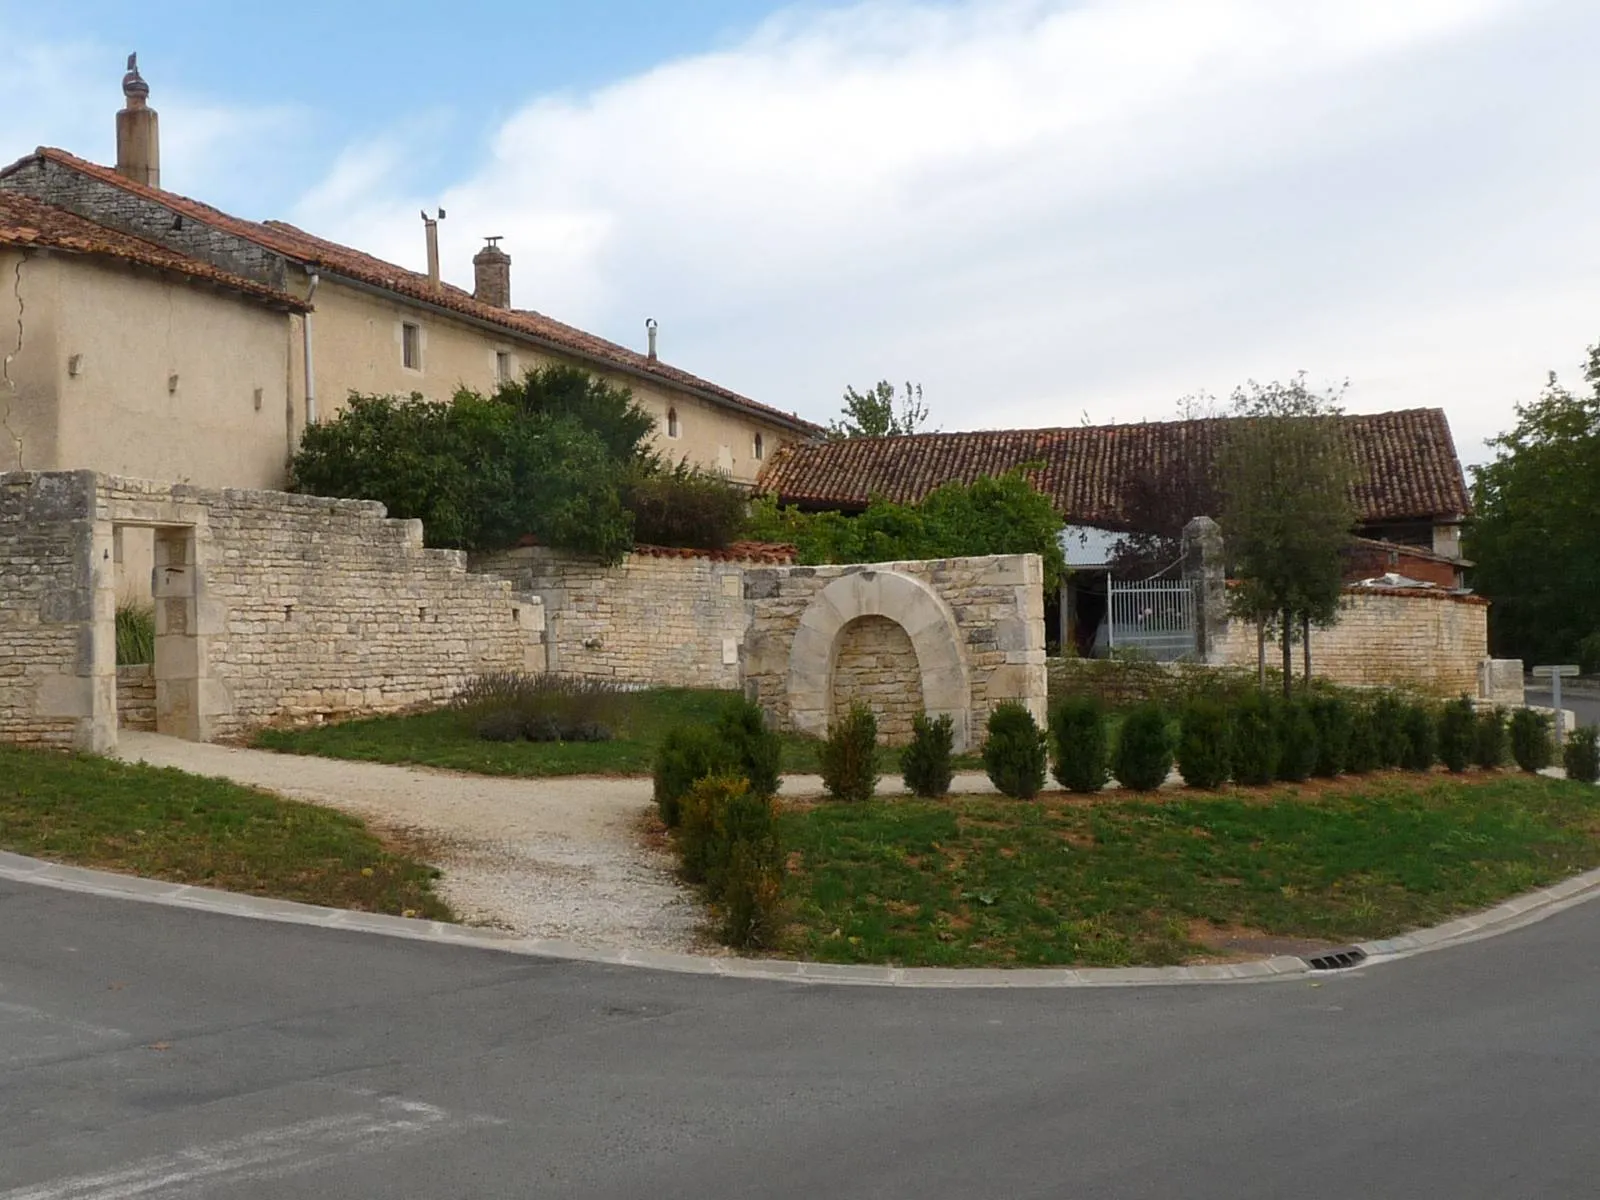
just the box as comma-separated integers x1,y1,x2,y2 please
402,323,421,370
496,351,512,383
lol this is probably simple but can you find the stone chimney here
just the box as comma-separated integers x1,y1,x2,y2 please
421,209,445,291
115,53,160,189
473,237,511,308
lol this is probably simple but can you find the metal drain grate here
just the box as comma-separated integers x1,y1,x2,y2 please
1306,947,1368,971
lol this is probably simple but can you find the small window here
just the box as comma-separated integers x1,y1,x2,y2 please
402,322,421,370
753,432,764,461
495,350,512,383
666,407,679,438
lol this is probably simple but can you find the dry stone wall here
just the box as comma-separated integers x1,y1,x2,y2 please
116,664,156,731
471,545,760,689
1214,587,1489,695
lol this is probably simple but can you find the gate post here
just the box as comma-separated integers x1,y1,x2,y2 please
1183,516,1226,664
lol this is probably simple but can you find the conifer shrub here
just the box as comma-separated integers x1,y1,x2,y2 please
1231,692,1280,786
674,774,783,948
901,712,956,799
1509,708,1553,773
1113,703,1175,792
1437,696,1477,774
821,702,879,802
1474,707,1509,770
1308,694,1352,778
1176,699,1232,790
715,697,783,799
1398,702,1437,772
653,725,735,828
1049,697,1110,794
1276,702,1319,783
1563,725,1600,785
983,703,1049,799
720,838,784,949
1371,692,1408,769
1344,703,1381,775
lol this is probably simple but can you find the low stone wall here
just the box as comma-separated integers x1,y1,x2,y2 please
116,664,156,731
471,544,784,689
742,555,1047,750
1214,587,1489,696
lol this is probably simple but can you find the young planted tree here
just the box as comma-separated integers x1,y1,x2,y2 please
1217,377,1359,699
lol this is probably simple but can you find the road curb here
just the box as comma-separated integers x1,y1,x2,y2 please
4,850,1600,988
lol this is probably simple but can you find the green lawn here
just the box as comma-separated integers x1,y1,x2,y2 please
0,745,453,920
253,687,979,778
775,773,1600,968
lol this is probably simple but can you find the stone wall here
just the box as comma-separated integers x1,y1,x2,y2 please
742,554,1048,751
1214,587,1490,695
830,616,924,743
471,544,780,689
116,664,156,731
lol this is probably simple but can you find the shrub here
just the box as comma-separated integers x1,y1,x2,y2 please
1371,693,1408,769
1174,699,1232,790
821,703,879,802
652,725,735,828
1437,696,1477,773
983,703,1049,799
624,461,749,550
115,603,155,666
1509,708,1553,773
675,774,784,948
715,697,782,799
1398,703,1437,772
1230,693,1279,785
1564,725,1600,784
1050,697,1110,794
720,837,784,949
1344,704,1380,775
455,672,624,741
1579,631,1600,677
474,708,525,743
1308,695,1352,778
1276,702,1319,783
1113,704,1175,792
1474,708,1509,770
901,712,955,798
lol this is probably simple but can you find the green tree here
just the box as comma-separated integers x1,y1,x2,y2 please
1465,344,1600,664
827,380,930,439
1218,377,1358,698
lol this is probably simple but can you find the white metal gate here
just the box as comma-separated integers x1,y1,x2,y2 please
1106,576,1198,661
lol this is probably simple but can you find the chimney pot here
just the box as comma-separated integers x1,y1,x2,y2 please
646,317,658,362
115,52,160,188
473,236,512,308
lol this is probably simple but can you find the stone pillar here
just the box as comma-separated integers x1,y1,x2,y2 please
1183,516,1227,664
152,526,212,741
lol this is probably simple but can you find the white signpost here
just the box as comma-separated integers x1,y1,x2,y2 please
1532,664,1580,740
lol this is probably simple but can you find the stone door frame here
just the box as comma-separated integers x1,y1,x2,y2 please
786,568,973,751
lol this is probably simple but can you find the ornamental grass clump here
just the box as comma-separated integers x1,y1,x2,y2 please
1398,702,1437,773
1509,708,1553,773
982,703,1049,799
1176,699,1232,790
901,712,955,799
1049,697,1110,794
821,702,879,802
1231,693,1280,786
1563,725,1600,785
1276,702,1319,783
1113,703,1174,793
1437,696,1477,774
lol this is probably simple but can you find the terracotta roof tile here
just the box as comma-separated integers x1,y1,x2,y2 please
20,149,821,436
0,190,307,311
756,410,1471,525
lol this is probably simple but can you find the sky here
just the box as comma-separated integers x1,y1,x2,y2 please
3,0,1597,466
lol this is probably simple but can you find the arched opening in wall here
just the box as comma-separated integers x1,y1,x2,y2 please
666,407,679,438
830,614,923,745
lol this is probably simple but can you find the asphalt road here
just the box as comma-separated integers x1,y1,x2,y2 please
3,882,1599,1199
1527,687,1600,732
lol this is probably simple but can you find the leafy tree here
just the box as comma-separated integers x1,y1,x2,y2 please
827,380,930,439
1466,343,1600,664
1218,377,1358,698
745,469,1066,592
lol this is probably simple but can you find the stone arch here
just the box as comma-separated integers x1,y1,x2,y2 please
787,569,972,750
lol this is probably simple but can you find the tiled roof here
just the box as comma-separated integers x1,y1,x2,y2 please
17,148,822,436
757,409,1471,525
0,190,307,311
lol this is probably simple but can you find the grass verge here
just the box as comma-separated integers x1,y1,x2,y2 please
0,745,452,920
253,688,980,778
775,773,1600,968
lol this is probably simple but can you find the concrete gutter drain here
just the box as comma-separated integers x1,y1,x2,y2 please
1305,947,1368,971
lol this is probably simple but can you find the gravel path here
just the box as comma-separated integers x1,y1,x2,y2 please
114,733,703,952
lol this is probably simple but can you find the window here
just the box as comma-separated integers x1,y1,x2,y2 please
666,407,679,438
495,351,512,383
402,322,421,370
753,432,765,461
